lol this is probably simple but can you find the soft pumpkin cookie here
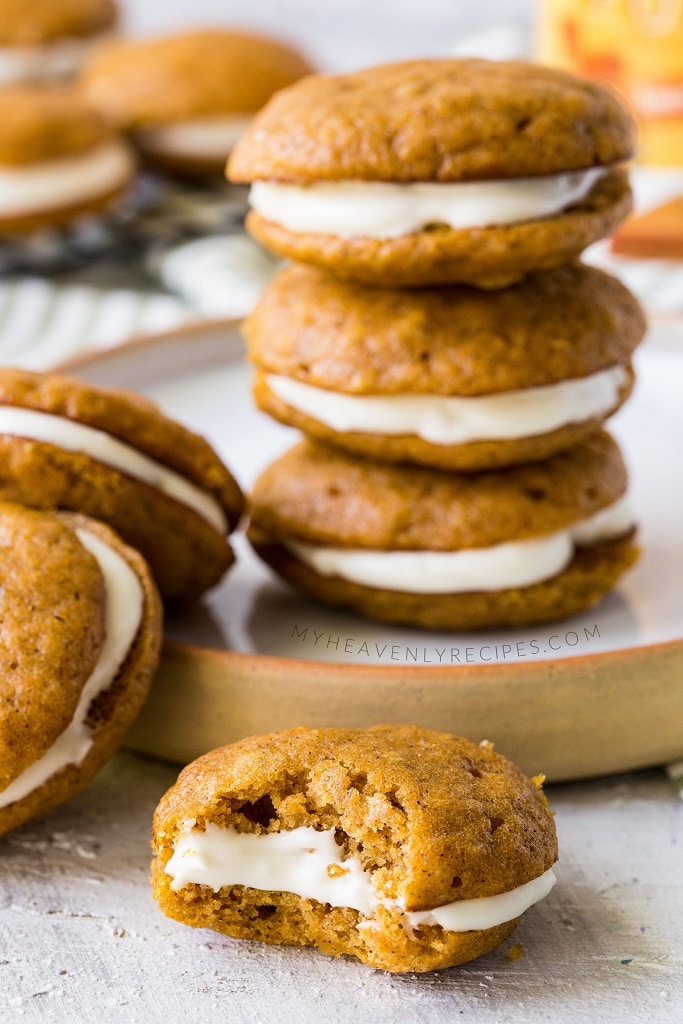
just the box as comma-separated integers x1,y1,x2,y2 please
229,59,634,288
81,29,314,177
152,725,558,973
0,368,244,601
0,502,161,837
0,85,134,234
0,0,117,84
247,434,638,630
246,262,644,471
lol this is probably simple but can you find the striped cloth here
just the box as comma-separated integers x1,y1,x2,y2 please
0,175,260,371
0,277,197,370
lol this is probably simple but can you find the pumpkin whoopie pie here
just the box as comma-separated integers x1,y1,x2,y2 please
247,433,638,630
246,262,645,471
80,29,314,178
0,502,161,837
0,85,134,235
0,369,244,601
229,58,635,288
0,0,117,85
151,725,558,973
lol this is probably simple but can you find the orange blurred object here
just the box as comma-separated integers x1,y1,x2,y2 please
611,195,683,257
537,0,683,165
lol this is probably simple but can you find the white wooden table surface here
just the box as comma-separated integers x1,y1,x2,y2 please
0,751,681,1024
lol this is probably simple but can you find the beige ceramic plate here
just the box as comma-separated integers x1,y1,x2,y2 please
60,320,683,781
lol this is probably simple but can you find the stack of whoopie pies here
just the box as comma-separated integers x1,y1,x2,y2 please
0,6,316,268
228,58,644,631
0,0,139,270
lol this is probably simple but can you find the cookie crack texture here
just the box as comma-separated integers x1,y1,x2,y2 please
152,727,558,972
229,59,635,184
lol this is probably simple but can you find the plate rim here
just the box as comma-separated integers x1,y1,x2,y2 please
55,318,683,680
161,629,683,682
55,316,241,376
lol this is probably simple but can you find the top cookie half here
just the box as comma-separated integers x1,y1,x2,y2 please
0,1,118,88
229,59,635,288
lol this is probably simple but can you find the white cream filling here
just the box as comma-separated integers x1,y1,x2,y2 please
0,139,134,218
284,494,635,594
0,33,114,84
165,822,556,932
266,366,628,445
135,116,252,162
249,166,605,238
0,406,227,532
0,528,142,809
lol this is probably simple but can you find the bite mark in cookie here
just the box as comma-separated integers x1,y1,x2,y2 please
152,726,558,973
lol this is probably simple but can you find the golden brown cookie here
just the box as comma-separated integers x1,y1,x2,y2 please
246,263,644,471
0,86,135,232
0,369,245,601
230,59,634,184
151,725,558,973
0,2,118,86
247,434,638,630
229,59,635,287
80,30,314,177
0,0,117,45
0,502,161,837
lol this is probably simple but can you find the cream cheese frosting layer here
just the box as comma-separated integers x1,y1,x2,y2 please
136,116,253,162
284,494,635,594
0,139,134,218
265,366,629,445
165,822,557,932
249,167,606,238
0,528,142,809
0,406,227,532
0,34,114,85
